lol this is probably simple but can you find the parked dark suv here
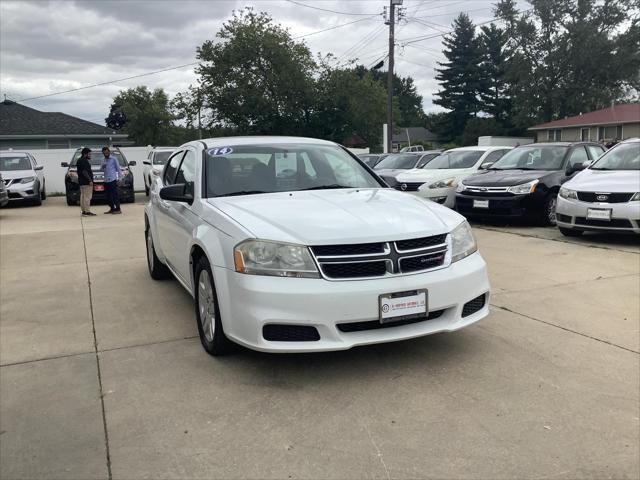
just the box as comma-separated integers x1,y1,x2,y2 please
62,147,136,206
455,142,606,225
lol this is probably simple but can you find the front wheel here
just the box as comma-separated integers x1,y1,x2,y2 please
194,256,234,356
559,227,583,237
41,181,46,200
146,228,172,280
540,194,558,226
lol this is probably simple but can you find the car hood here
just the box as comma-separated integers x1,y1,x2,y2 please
373,168,407,178
0,169,34,180
207,188,464,245
564,169,640,192
463,169,553,187
396,168,471,183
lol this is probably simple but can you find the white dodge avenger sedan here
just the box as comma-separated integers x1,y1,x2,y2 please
145,137,490,355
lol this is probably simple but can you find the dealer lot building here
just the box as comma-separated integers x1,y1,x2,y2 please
0,99,129,150
528,103,640,143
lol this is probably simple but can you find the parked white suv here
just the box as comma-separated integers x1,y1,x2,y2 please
557,138,640,235
0,151,46,205
145,137,490,355
394,146,512,207
143,147,175,195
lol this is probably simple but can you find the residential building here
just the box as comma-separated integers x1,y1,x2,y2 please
0,100,129,150
392,127,439,152
528,103,640,143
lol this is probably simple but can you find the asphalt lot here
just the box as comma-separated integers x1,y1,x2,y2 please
1,194,638,480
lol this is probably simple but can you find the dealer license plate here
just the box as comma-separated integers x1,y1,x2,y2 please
473,199,489,209
94,184,104,192
587,208,611,221
379,290,428,323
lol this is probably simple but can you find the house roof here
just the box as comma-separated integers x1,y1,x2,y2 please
392,126,438,142
0,100,125,137
529,103,640,130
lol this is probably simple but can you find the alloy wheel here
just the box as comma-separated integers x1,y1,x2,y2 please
198,270,216,342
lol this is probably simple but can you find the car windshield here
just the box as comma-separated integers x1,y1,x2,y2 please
359,155,381,167
374,153,419,170
590,142,640,170
204,143,381,197
492,145,568,170
417,153,441,168
70,151,126,167
0,156,31,171
423,151,483,170
153,151,173,165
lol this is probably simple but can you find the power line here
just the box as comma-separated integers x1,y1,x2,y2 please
285,0,379,16
293,16,378,39
18,62,199,102
338,23,387,64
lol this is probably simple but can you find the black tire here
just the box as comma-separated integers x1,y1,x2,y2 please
41,181,46,200
145,185,150,196
540,193,558,226
559,227,583,237
194,255,234,356
145,227,172,280
66,192,77,206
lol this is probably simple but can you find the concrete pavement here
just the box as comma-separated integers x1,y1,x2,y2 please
1,196,638,479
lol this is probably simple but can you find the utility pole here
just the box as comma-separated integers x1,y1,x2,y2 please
386,0,403,153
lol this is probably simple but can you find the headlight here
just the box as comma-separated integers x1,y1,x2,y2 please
455,182,466,193
559,187,578,200
429,178,456,189
451,221,477,263
507,179,538,195
234,240,320,278
19,176,35,184
630,192,640,201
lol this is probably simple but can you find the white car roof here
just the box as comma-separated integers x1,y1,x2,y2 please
0,151,29,156
443,146,513,153
198,136,337,148
151,147,176,151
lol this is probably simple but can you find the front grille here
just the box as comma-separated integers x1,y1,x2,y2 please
322,261,389,279
313,233,449,280
263,324,320,342
399,253,446,273
337,309,445,333
8,192,21,199
394,182,424,192
462,294,486,317
396,234,446,251
556,213,572,223
577,192,634,203
575,217,634,228
311,243,385,256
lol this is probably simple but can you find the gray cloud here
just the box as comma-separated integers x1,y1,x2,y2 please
1,0,529,126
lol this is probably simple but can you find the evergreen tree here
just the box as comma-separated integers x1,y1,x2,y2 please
434,13,484,141
477,23,512,128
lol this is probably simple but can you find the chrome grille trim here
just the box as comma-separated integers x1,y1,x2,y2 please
466,186,509,193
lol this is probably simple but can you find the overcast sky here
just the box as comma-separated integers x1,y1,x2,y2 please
0,0,529,126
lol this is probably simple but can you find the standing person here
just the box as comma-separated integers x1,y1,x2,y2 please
77,147,96,216
101,146,122,214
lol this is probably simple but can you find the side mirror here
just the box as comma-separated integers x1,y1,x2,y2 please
479,162,494,170
128,161,136,166
159,183,193,205
34,165,44,171
61,162,69,167
143,160,151,165
565,162,587,176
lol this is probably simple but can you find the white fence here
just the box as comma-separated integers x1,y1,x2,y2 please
21,145,371,196
22,147,152,195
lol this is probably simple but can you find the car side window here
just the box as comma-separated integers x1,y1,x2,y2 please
587,145,605,160
164,151,185,185
482,149,508,165
174,150,196,184
567,146,589,167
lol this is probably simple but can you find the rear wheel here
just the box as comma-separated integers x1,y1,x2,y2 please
559,227,583,237
145,228,172,280
194,256,234,356
41,181,46,200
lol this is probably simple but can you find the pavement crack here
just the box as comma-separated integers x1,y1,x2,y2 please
491,303,640,355
363,423,391,480
81,216,113,480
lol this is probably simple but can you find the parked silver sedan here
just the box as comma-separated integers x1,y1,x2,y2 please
143,147,175,195
0,151,46,205
557,138,640,235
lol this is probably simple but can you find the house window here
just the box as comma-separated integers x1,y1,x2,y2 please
616,125,623,139
48,139,70,149
599,125,623,140
547,129,562,141
581,128,590,141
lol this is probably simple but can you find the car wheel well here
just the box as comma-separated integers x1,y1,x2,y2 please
190,245,207,277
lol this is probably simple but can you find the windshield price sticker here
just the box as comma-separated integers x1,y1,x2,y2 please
208,147,233,156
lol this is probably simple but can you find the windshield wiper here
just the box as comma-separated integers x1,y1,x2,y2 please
214,190,266,197
301,184,352,191
590,167,613,170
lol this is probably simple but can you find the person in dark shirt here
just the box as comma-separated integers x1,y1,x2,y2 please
77,147,96,216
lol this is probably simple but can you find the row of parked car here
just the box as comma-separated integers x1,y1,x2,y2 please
359,139,639,236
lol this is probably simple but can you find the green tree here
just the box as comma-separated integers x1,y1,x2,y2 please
195,8,316,135
477,23,512,127
106,86,174,145
434,13,484,142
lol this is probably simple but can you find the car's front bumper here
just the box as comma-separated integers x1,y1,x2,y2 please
66,180,135,201
7,181,39,201
455,191,545,218
411,186,456,208
0,190,8,207
213,251,490,352
556,196,640,233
